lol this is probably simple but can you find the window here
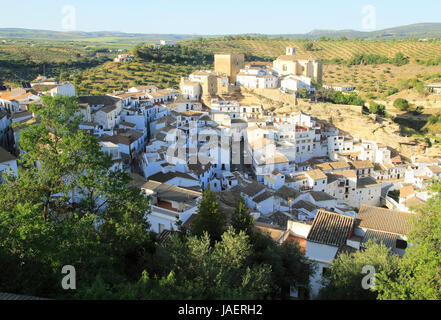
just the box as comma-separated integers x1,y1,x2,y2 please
158,223,165,233
396,239,408,250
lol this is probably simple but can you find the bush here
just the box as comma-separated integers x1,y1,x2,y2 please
391,52,409,66
413,106,424,115
394,98,410,111
348,53,389,65
428,113,441,125
368,101,386,116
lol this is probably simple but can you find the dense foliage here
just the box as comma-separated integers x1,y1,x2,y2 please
318,242,401,300
376,181,441,299
0,114,313,299
0,96,153,298
348,52,409,66
134,44,213,66
367,101,386,116
315,88,366,106
394,98,410,111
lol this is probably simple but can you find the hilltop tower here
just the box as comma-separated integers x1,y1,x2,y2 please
214,53,245,84
286,47,296,56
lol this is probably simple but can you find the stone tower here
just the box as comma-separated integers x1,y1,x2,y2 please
214,53,245,84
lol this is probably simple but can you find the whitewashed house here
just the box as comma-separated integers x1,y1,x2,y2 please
305,210,356,299
141,181,201,234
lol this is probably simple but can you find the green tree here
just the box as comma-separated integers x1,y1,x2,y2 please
249,232,314,299
298,87,308,99
376,181,441,300
368,101,386,116
77,229,272,300
392,52,409,66
231,197,254,235
394,98,410,111
191,188,226,244
318,241,401,300
0,95,152,298
303,42,314,51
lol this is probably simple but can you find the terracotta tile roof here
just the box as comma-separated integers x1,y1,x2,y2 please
351,160,374,170
305,169,327,181
328,170,357,180
374,163,387,171
331,161,351,170
120,121,136,128
253,191,274,203
286,173,307,182
148,171,198,183
357,177,380,188
0,91,32,101
307,210,354,247
293,200,318,213
391,156,402,164
384,163,395,169
308,191,336,202
254,222,287,243
361,229,399,249
357,205,411,235
78,95,120,106
30,84,60,92
274,185,301,200
403,196,425,208
400,185,415,198
241,183,266,198
428,166,441,174
315,163,332,171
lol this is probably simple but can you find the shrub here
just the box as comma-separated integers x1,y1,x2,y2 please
368,101,386,116
393,98,410,111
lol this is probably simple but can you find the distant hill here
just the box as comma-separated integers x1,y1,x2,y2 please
2,23,441,41
271,23,441,40
0,28,206,42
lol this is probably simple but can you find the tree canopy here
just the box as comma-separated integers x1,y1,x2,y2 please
376,181,441,300
318,241,401,300
0,95,152,298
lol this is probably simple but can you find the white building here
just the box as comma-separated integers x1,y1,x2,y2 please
281,75,313,93
305,210,355,299
160,40,175,46
236,65,278,89
141,181,201,234
180,80,202,101
323,84,355,92
114,54,134,62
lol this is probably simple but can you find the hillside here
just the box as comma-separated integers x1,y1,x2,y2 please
294,23,441,40
0,28,206,42
181,38,441,62
3,23,441,41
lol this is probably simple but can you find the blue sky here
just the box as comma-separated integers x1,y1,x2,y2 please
1,0,441,34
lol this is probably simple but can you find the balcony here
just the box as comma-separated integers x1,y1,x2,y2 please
295,125,308,132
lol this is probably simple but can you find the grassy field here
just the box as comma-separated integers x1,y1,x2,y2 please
180,38,441,61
